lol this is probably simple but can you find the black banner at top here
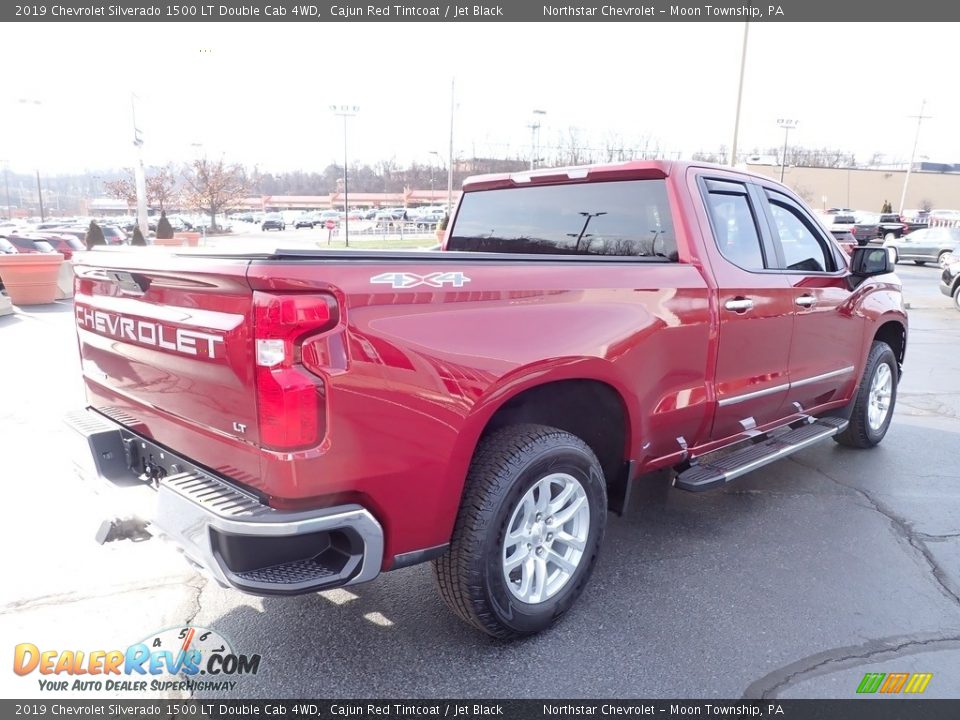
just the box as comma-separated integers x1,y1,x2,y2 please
6,0,960,22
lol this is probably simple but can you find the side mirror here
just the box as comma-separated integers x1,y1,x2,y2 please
850,246,894,277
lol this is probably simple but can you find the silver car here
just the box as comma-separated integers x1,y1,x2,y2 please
884,227,960,267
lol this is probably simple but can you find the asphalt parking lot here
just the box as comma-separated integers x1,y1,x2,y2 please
1,261,958,700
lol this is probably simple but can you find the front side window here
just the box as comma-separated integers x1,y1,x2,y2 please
448,179,677,259
767,201,834,273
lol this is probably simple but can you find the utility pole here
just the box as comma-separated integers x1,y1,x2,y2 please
528,110,546,171
447,78,455,216
331,105,359,246
729,22,749,166
776,119,797,182
898,100,932,215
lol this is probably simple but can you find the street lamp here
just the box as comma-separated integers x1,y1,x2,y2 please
1,160,11,220
18,99,45,220
776,118,798,182
331,105,359,247
428,150,441,201
529,109,547,170
729,22,749,166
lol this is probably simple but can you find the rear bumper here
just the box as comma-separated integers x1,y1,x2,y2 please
64,408,384,596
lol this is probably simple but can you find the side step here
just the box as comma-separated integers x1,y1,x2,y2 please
673,417,848,492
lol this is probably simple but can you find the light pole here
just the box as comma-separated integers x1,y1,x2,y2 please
2,160,11,219
729,22,749,166
447,78,455,216
130,93,149,237
18,98,45,220
528,109,547,170
428,150,440,202
331,105,358,246
776,118,797,182
899,100,932,215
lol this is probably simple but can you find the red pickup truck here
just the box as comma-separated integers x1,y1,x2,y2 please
68,161,907,639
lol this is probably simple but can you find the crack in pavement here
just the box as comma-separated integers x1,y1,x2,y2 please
743,632,960,699
741,456,960,698
789,456,960,608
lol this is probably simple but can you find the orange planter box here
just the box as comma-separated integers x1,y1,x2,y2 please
174,232,202,247
0,253,65,305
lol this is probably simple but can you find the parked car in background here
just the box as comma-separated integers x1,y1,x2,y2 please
830,230,857,257
294,214,316,229
101,226,129,245
261,214,286,231
34,233,86,260
5,235,58,254
0,237,18,254
316,210,341,227
940,260,960,311
819,213,871,245
884,227,960,267
867,213,927,242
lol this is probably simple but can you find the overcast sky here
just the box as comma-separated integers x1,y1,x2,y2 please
3,22,958,175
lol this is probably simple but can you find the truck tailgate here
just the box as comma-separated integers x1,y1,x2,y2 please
73,251,261,483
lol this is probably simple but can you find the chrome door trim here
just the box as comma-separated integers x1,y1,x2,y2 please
718,365,855,407
790,365,856,389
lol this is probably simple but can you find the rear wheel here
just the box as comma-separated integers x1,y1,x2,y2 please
434,424,607,639
938,250,953,268
835,341,898,448
953,284,960,312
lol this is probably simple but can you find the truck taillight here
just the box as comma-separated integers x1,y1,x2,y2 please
253,291,338,451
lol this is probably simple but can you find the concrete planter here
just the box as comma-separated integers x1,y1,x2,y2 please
56,260,75,300
0,253,65,305
153,236,182,247
174,232,202,247
0,293,12,317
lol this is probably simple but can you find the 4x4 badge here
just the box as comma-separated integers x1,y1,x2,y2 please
370,271,471,289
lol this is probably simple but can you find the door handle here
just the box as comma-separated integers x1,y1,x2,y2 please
795,295,816,308
724,297,754,312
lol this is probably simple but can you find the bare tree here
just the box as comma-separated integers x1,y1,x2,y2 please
919,198,934,212
103,174,136,208
181,158,249,230
146,164,179,212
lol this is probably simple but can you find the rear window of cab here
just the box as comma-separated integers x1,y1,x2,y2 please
448,179,678,260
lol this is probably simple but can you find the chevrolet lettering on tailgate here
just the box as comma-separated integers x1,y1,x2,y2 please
75,305,224,358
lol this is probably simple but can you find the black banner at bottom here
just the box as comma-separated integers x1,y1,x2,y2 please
4,700,960,720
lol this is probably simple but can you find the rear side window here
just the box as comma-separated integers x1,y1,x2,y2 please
703,188,766,271
448,179,677,259
767,199,836,273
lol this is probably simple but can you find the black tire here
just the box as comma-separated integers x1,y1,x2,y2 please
433,424,607,639
834,341,898,448
953,284,960,312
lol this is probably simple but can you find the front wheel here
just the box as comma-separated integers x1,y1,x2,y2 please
953,284,960,312
835,341,898,448
434,424,607,639
938,251,953,268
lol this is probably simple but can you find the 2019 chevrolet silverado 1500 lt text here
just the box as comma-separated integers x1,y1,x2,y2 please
68,161,907,638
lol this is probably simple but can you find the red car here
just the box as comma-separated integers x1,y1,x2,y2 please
68,161,906,638
32,233,86,260
5,235,57,254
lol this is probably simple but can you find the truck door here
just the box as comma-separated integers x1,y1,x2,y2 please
696,178,796,442
755,188,866,413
